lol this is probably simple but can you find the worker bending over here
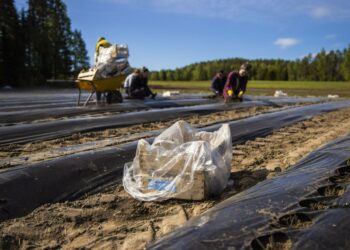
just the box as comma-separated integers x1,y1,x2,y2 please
211,70,226,96
129,67,157,99
223,63,251,103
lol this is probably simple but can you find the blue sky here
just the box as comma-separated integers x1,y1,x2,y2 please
15,0,350,70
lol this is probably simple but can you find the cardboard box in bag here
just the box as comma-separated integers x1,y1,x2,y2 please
138,152,207,200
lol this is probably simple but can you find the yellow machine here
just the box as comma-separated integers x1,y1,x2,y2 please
75,68,126,106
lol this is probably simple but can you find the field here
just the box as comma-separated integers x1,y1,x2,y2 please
150,80,350,96
1,89,350,249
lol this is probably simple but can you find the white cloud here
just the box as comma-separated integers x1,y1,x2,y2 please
311,6,330,18
274,38,300,49
325,34,336,40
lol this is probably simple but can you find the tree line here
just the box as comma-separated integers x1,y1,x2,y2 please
150,46,350,82
1,0,350,87
0,0,89,87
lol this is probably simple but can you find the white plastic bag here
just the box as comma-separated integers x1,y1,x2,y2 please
96,44,129,64
274,90,288,97
95,44,130,79
123,120,232,201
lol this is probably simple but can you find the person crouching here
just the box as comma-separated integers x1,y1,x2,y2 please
129,67,157,99
223,63,251,103
211,70,226,96
124,69,141,97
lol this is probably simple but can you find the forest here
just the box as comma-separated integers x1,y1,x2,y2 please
1,0,350,87
149,48,350,82
0,0,89,86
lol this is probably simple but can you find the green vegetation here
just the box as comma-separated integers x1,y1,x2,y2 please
150,81,208,88
150,80,350,97
2,0,350,88
149,48,350,82
150,80,350,90
0,0,89,87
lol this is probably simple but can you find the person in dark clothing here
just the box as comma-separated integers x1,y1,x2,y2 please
129,67,157,99
124,69,141,97
129,73,144,99
140,67,157,99
211,70,226,96
223,63,251,103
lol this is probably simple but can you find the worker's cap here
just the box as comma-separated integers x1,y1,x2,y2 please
141,66,149,73
97,37,105,42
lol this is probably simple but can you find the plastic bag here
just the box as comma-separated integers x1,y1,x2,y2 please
95,44,130,79
96,44,129,64
123,120,232,201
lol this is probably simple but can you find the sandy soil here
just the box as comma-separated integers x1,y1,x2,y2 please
0,105,296,169
1,107,350,249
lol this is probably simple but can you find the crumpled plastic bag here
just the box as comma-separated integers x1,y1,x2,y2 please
123,120,232,201
96,44,129,64
95,44,130,79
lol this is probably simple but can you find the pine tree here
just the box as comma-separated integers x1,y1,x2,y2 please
26,0,77,84
46,0,73,79
17,8,28,85
150,71,159,81
70,29,89,75
26,0,51,84
0,0,21,86
340,46,350,81
192,64,207,81
314,49,328,81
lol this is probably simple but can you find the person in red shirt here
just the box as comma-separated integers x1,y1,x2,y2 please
223,63,251,103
